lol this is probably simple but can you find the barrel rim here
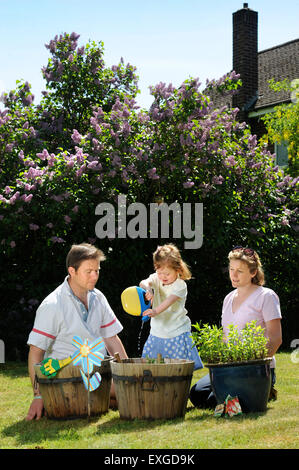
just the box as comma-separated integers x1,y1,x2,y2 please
206,357,272,368
36,371,111,384
111,357,195,365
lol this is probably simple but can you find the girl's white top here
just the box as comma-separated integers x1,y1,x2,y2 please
146,273,191,339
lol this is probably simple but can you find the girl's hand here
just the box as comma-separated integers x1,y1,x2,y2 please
143,308,158,318
145,290,154,301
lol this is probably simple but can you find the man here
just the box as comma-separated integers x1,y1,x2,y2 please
26,243,127,420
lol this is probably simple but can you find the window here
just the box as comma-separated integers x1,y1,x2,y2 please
275,141,289,167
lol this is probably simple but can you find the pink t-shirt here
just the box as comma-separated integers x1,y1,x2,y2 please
221,286,282,367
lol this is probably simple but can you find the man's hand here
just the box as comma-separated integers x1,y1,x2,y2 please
26,397,44,421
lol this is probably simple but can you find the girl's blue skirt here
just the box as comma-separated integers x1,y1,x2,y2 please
142,331,203,370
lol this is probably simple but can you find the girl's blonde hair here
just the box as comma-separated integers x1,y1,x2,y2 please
153,244,192,280
228,247,265,286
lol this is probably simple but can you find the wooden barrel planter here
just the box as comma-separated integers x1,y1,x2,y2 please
34,357,112,419
111,358,194,420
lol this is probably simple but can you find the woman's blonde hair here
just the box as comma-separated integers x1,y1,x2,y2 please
153,244,192,280
228,247,265,286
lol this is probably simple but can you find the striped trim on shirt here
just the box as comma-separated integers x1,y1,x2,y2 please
32,328,56,340
100,318,117,329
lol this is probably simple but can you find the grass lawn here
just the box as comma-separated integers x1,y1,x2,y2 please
0,352,298,449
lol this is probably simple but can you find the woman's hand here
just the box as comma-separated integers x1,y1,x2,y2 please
265,319,282,357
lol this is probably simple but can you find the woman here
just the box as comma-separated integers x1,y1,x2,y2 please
189,246,282,408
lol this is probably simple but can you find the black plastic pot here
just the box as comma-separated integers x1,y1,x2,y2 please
208,358,272,413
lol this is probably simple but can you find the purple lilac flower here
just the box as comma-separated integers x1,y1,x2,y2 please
70,32,80,41
71,129,82,144
248,135,257,149
87,161,101,170
147,168,159,180
47,154,56,167
9,191,20,205
67,159,75,168
225,156,237,166
52,195,64,202
212,175,224,185
281,217,289,226
5,143,14,152
22,94,34,106
21,194,33,203
252,162,262,169
29,224,39,231
37,149,49,160
183,181,195,189
51,237,65,243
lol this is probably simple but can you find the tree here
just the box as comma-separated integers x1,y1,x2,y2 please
0,32,139,187
261,79,299,176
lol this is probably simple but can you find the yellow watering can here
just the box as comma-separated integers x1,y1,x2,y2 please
121,286,151,322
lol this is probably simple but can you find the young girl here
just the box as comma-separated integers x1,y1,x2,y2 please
139,244,203,370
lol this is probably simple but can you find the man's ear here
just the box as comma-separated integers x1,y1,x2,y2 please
68,266,76,277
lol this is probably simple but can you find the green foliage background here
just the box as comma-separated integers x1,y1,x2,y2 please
0,33,298,360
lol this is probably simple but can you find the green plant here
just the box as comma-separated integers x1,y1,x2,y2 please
144,356,165,364
191,320,268,364
261,78,299,176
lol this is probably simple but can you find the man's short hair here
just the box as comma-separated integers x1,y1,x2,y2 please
66,243,106,271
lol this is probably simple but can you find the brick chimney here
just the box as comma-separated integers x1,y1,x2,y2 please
232,3,258,121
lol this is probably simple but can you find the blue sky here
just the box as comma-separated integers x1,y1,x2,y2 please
0,0,298,109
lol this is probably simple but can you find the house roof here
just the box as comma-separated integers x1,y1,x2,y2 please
255,38,299,109
209,38,299,112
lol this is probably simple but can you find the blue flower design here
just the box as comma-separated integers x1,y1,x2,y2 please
71,335,105,375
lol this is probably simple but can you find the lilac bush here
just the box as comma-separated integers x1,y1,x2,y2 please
0,34,297,359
